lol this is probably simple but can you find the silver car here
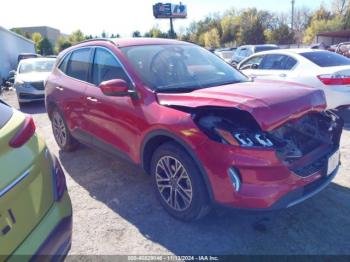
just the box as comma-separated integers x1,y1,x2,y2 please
14,58,56,105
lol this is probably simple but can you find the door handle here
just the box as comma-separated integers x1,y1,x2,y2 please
279,73,287,77
86,96,98,102
55,86,64,91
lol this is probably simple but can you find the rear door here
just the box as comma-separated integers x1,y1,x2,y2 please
47,48,94,140
0,103,54,255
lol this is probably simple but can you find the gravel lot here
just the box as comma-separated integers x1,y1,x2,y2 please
2,89,350,256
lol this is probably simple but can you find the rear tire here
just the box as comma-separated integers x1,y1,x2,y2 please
151,142,211,221
51,108,79,152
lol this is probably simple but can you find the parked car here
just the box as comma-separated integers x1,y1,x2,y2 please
45,38,343,221
17,53,40,64
0,99,72,259
333,42,350,58
14,57,56,105
230,44,279,65
214,48,236,63
237,49,350,109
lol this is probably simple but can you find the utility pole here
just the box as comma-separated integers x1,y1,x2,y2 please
291,0,295,31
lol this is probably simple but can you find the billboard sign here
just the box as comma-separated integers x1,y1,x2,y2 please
153,2,187,19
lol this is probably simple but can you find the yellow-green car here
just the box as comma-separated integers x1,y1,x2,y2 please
0,100,72,260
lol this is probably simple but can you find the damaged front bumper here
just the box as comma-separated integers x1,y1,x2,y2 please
193,111,343,210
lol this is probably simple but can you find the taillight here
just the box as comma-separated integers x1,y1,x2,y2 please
9,115,36,148
317,74,350,85
52,157,67,201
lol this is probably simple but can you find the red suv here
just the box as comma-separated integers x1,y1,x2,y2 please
45,38,343,221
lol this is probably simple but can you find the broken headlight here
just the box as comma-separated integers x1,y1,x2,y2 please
215,128,273,148
195,114,273,148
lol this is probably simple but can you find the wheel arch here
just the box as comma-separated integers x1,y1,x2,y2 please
46,100,58,120
140,130,214,201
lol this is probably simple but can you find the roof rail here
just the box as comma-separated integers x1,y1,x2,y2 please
75,38,116,45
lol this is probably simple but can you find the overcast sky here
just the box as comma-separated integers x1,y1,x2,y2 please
1,0,328,37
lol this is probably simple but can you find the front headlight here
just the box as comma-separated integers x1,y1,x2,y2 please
215,127,273,148
194,112,274,148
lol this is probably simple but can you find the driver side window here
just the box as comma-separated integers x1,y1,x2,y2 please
92,48,130,86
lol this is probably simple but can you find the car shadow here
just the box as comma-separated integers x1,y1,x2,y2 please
19,101,46,114
59,147,350,255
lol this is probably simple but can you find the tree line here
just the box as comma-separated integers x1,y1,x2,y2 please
10,0,350,54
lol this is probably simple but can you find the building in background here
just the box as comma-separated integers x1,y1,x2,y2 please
16,26,64,46
316,30,350,46
0,26,35,82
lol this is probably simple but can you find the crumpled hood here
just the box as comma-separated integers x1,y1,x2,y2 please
157,80,326,131
16,72,50,83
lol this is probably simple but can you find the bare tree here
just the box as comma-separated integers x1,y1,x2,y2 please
293,6,312,44
332,0,349,15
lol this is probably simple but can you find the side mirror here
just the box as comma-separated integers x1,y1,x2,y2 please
99,79,133,97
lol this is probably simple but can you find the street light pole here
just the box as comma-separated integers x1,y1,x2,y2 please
291,0,295,31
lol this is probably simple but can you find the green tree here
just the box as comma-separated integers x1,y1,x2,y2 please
220,14,240,45
203,28,220,48
31,32,43,53
56,37,72,52
132,31,141,37
68,30,85,44
265,24,295,44
38,37,54,55
149,27,162,38
101,31,107,38
240,19,266,44
303,5,343,44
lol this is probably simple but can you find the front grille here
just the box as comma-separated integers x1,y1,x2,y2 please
30,81,44,90
292,148,339,178
292,154,328,177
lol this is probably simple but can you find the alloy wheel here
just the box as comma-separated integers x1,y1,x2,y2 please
52,111,67,147
155,155,193,211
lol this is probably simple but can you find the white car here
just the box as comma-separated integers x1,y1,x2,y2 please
14,57,56,105
237,49,350,109
214,49,235,63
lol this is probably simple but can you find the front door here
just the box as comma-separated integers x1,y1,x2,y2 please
83,47,139,159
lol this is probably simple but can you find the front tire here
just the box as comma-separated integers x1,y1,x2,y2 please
51,108,79,152
151,142,211,221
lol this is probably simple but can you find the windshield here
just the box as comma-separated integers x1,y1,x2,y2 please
300,51,350,67
19,59,55,74
121,44,248,92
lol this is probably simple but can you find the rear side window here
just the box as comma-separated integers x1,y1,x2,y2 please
0,101,13,129
66,48,92,81
92,48,130,86
259,54,297,70
58,53,70,73
300,51,350,67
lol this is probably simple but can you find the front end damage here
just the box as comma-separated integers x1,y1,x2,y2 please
269,111,343,177
184,106,344,209
192,107,343,178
